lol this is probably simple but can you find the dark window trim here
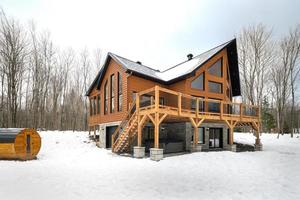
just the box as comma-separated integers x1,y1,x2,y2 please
110,74,115,113
208,81,223,94
97,95,101,114
208,58,223,78
104,80,108,115
191,72,205,91
117,72,122,112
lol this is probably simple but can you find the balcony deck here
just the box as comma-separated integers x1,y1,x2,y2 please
134,86,261,148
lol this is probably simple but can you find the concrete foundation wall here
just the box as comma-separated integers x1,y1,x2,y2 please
97,121,121,148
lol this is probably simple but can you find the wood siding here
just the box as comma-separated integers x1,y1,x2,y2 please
88,48,233,126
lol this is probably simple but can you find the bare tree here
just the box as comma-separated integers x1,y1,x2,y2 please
284,25,300,137
0,9,27,127
238,24,274,107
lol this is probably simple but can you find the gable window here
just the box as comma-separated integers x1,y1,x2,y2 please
93,96,96,115
97,95,100,114
117,72,122,112
191,73,204,90
208,81,222,94
110,74,115,113
208,59,222,77
104,81,108,114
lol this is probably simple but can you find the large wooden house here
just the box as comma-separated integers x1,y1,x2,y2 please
86,39,262,161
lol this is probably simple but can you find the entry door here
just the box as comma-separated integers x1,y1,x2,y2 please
106,126,117,148
209,128,222,148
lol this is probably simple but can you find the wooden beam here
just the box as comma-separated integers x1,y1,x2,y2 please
229,126,234,145
159,113,168,124
196,98,199,117
155,85,159,111
147,113,155,124
137,115,142,147
196,118,205,127
154,112,159,148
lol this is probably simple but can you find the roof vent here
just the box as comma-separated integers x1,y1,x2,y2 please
187,54,193,60
136,61,142,65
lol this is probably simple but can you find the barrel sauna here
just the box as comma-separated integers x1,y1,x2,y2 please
0,128,41,160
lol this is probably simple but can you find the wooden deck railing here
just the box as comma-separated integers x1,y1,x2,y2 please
137,86,259,120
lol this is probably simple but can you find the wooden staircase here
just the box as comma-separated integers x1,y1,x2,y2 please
112,102,138,153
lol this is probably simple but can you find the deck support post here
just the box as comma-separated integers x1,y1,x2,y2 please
154,112,159,148
224,120,237,151
252,121,263,151
189,117,204,151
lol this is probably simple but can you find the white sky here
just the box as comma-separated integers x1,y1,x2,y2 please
1,0,300,70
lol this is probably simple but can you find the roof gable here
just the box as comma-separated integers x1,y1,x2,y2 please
86,39,240,96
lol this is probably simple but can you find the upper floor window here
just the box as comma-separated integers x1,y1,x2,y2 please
104,81,108,114
208,81,222,94
93,96,96,115
208,59,222,77
191,73,204,90
97,95,100,114
110,74,115,113
89,99,93,116
117,72,122,112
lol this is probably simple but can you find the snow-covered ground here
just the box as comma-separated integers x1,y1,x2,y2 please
0,131,299,200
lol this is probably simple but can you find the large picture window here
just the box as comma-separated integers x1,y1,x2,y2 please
208,59,222,77
208,81,222,94
191,73,204,90
104,81,108,114
117,72,122,111
110,74,115,113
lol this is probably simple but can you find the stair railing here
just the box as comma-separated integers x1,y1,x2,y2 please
112,101,136,150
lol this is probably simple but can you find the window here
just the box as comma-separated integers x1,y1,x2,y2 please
208,59,222,77
117,72,122,111
191,97,205,112
208,81,222,94
110,74,115,113
198,127,205,144
191,73,204,90
93,96,96,115
208,101,220,113
97,95,100,114
89,98,93,116
104,81,108,114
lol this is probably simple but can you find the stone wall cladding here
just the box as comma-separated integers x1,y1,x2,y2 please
97,121,121,148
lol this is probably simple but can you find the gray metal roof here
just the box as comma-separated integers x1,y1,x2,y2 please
109,40,231,82
86,39,240,96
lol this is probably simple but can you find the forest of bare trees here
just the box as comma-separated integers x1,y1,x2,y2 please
238,24,300,137
0,9,100,131
0,9,299,133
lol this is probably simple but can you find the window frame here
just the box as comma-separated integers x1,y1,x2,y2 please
208,58,223,77
117,72,122,112
97,95,101,114
104,80,108,115
191,72,205,91
208,81,223,94
110,74,115,113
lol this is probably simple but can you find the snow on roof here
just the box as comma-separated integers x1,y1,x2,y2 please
109,40,231,82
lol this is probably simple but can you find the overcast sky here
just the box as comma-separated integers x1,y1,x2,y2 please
1,0,300,70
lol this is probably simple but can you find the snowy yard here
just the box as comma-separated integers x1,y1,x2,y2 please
0,131,300,200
